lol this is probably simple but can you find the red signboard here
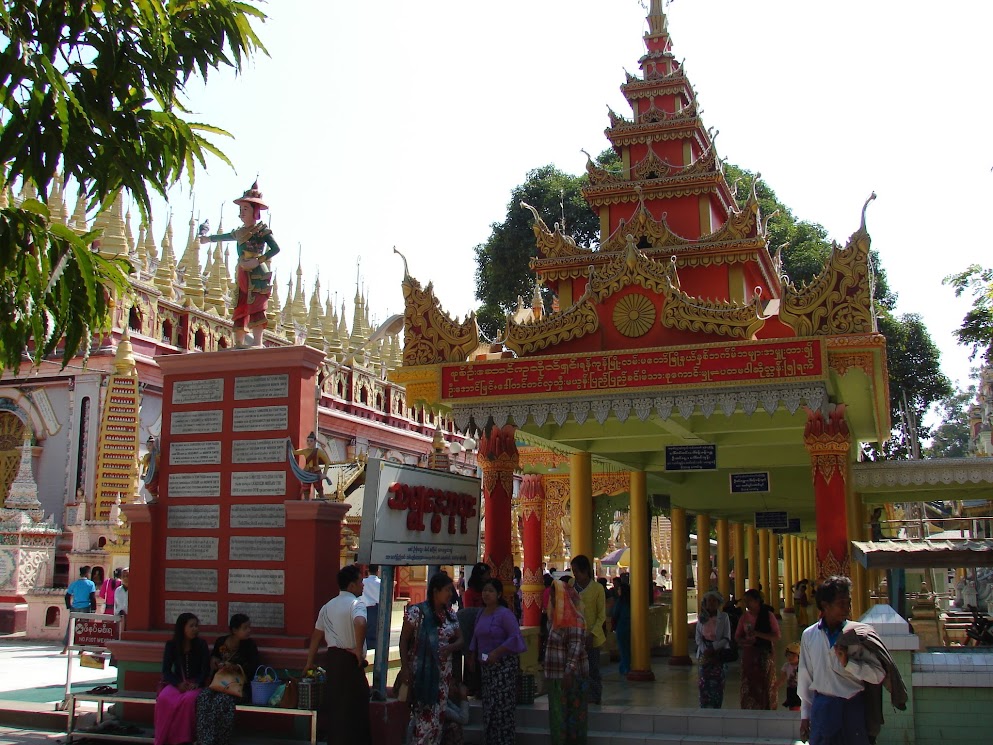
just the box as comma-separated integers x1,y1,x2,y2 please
441,339,824,400
72,616,119,647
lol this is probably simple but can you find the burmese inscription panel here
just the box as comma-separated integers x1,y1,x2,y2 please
231,406,288,432
234,374,289,401
229,504,285,529
171,409,223,435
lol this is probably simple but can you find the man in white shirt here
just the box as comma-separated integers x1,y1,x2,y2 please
113,568,129,628
798,575,885,745
305,564,371,745
362,565,381,650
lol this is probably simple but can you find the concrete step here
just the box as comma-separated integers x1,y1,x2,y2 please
464,703,802,744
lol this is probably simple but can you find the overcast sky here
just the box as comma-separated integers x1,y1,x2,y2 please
144,0,992,392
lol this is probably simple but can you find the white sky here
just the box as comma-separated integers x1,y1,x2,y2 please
149,0,993,393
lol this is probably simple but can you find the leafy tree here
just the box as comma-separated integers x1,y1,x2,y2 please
863,313,951,460
944,265,993,364
0,1,269,371
926,385,976,459
724,164,896,309
473,149,618,339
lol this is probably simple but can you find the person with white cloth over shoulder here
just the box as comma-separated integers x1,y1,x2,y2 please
305,564,371,745
798,576,884,745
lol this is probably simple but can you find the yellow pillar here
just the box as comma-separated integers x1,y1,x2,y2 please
809,539,817,582
790,535,800,583
733,522,746,601
716,518,730,600
783,533,794,613
627,471,655,680
746,524,759,591
569,451,592,561
696,513,712,596
758,528,771,601
769,532,781,613
669,507,691,665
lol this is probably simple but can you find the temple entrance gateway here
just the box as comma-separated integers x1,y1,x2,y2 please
393,0,890,681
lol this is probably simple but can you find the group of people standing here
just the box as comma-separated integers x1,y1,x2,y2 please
694,577,905,745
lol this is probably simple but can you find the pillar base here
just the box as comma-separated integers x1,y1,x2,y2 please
668,655,692,666
625,669,656,682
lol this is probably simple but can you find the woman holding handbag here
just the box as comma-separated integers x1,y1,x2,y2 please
695,590,732,708
196,614,258,745
468,578,526,745
154,613,210,745
398,571,463,745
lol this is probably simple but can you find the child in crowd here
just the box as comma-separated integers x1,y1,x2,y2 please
777,642,801,711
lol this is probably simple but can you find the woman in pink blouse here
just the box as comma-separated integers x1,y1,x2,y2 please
469,578,526,745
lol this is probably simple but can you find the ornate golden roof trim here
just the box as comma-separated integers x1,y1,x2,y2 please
779,195,877,337
521,201,595,259
504,300,600,356
399,268,479,366
587,238,681,300
583,182,720,205
605,128,702,147
662,286,766,340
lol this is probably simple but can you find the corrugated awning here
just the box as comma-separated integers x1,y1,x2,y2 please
852,539,993,570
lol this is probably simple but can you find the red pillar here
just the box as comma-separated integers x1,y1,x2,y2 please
477,424,519,603
518,474,544,627
803,405,851,579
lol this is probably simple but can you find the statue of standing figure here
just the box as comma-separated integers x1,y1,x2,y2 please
200,181,280,347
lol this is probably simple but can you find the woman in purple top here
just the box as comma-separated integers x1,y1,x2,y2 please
469,578,526,745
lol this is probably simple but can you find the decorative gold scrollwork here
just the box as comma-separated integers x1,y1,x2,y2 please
779,225,874,336
504,300,599,356
400,274,479,366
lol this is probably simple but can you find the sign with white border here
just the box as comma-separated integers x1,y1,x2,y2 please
357,459,481,566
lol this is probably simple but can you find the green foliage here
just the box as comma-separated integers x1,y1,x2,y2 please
944,264,993,364
863,313,951,460
0,0,269,371
723,163,896,308
473,149,619,340
926,385,976,459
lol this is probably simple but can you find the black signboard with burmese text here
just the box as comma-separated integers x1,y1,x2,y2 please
665,444,717,471
730,472,770,493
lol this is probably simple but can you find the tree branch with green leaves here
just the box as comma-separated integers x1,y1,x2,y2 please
0,0,269,371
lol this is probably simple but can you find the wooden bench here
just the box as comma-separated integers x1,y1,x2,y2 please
66,691,317,744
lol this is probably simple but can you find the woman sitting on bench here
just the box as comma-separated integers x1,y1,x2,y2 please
155,613,210,745
197,613,259,745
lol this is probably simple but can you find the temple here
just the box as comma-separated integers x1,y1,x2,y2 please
394,0,892,677
0,183,471,636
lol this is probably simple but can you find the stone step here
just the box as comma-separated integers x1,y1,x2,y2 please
465,703,802,744
467,729,802,745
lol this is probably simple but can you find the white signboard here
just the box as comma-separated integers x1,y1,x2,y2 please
231,438,287,464
229,602,283,629
357,459,481,566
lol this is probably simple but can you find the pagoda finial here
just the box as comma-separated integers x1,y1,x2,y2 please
646,0,667,37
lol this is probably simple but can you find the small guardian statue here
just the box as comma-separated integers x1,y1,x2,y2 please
200,181,280,348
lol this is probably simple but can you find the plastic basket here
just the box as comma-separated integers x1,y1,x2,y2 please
251,666,281,706
297,678,325,710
